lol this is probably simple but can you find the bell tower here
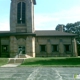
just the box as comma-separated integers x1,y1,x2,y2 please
10,0,36,33
9,0,36,58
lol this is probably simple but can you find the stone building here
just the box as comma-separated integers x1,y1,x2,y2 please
0,0,78,58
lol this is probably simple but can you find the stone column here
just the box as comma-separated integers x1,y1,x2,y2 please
59,41,64,56
72,38,78,57
46,42,51,56
26,0,34,33
26,36,35,58
10,0,17,32
10,36,18,57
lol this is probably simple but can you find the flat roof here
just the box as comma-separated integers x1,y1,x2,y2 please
35,30,76,37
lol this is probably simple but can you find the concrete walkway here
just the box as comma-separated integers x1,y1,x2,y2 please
1,63,21,67
1,58,28,67
1,58,25,67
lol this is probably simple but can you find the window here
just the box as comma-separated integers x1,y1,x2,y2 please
2,45,8,52
40,45,46,52
64,45,70,52
52,45,58,52
17,2,26,24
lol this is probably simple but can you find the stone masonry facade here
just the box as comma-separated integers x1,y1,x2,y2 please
35,36,77,57
0,35,77,57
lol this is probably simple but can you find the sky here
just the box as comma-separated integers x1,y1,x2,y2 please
0,0,80,31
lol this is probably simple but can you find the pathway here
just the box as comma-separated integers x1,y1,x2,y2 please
1,58,25,67
1,63,20,67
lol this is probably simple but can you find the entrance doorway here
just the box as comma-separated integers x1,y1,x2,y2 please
18,46,25,54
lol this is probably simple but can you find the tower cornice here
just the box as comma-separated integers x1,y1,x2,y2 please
33,0,36,5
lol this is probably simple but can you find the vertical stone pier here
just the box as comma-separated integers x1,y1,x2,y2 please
72,38,78,56
10,36,18,57
46,41,51,56
26,36,35,58
59,41,64,56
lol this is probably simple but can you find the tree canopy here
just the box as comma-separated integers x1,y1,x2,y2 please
56,21,80,55
56,21,80,44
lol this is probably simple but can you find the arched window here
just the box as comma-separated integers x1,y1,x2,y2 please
17,2,26,24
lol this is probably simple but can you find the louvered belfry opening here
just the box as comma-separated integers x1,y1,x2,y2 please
17,2,26,24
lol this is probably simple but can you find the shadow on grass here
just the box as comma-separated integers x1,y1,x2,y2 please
21,58,80,66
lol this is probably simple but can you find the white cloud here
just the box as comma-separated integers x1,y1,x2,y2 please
35,6,80,30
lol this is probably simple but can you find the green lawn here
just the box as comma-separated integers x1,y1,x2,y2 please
21,57,80,67
0,58,8,66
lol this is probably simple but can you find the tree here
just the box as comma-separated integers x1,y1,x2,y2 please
55,21,80,55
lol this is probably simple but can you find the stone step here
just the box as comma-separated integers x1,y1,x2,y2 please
8,59,24,64
16,59,24,63
19,55,26,58
15,54,27,58
8,59,14,63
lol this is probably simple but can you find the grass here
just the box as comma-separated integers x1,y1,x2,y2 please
21,57,80,67
0,58,8,66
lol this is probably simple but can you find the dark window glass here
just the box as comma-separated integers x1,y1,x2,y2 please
52,45,58,52
64,45,70,52
40,45,46,52
17,2,26,24
17,2,21,23
2,45,8,52
22,2,26,23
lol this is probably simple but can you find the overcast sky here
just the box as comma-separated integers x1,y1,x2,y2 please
0,0,80,31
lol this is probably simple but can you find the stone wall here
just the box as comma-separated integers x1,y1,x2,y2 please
0,36,78,58
35,36,77,57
